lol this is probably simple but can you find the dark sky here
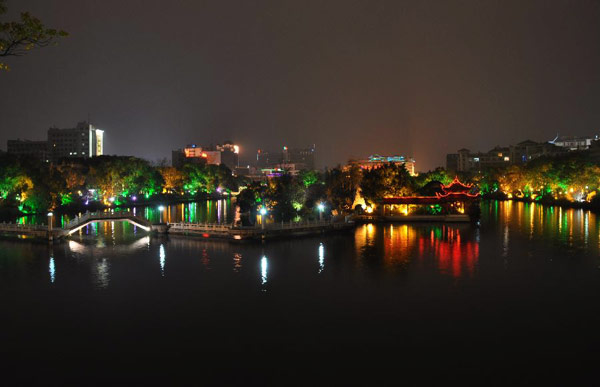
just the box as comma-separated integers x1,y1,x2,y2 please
1,0,600,170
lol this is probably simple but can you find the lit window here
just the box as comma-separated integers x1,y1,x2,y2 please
473,157,480,162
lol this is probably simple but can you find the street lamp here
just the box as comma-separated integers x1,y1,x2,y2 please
47,212,53,232
317,203,325,221
259,207,267,230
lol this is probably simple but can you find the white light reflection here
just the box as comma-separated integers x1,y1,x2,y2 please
159,244,166,277
49,257,55,283
318,243,324,273
95,258,110,289
68,240,86,254
261,256,268,287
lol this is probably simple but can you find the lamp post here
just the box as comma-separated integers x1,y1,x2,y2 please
47,212,53,232
158,205,165,224
259,207,267,230
317,203,325,222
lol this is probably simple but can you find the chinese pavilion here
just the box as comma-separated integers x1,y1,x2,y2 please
379,177,480,216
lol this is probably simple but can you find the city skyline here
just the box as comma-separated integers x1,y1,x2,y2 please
1,0,600,170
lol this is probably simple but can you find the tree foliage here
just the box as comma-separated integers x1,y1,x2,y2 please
0,0,68,70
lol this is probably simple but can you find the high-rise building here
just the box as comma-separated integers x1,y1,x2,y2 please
256,145,317,170
47,121,104,161
256,149,272,168
7,139,49,163
7,121,104,163
286,145,316,170
216,141,239,170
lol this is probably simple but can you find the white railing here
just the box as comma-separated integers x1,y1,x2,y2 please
168,222,233,232
169,219,336,232
63,211,152,230
0,222,49,231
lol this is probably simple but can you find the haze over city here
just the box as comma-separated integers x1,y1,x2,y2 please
1,0,599,170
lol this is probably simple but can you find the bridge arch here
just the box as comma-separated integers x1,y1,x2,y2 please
65,212,154,236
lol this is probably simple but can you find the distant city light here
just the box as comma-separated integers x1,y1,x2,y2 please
317,203,325,212
158,205,165,211
132,195,137,201
259,207,267,216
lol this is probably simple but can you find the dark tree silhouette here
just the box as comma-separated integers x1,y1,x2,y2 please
0,0,67,70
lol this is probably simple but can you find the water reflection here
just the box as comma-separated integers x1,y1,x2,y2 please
432,227,479,278
94,258,110,289
482,201,599,250
233,253,242,272
355,223,479,278
159,244,166,277
13,200,600,292
49,257,55,283
261,256,268,288
318,243,324,274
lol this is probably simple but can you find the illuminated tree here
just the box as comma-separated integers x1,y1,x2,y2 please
159,167,184,194
360,163,415,205
0,0,68,70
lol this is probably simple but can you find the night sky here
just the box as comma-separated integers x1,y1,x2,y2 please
1,0,600,170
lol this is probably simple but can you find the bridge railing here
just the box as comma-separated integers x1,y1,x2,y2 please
63,211,152,230
167,219,336,232
0,222,50,232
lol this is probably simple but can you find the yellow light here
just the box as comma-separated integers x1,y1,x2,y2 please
366,206,374,214
233,145,239,154
586,191,596,202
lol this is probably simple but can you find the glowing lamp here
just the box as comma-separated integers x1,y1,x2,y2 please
259,208,267,216
317,203,325,212
158,205,165,211
47,212,53,217
132,195,137,201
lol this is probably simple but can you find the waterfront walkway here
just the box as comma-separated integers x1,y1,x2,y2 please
0,211,354,242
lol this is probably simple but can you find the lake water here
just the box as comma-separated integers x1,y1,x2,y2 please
2,201,600,384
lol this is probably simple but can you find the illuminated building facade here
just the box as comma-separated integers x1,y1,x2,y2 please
7,121,104,163
48,121,104,161
172,141,239,170
346,154,416,176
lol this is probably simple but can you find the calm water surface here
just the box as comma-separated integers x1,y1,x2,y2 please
2,201,600,383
